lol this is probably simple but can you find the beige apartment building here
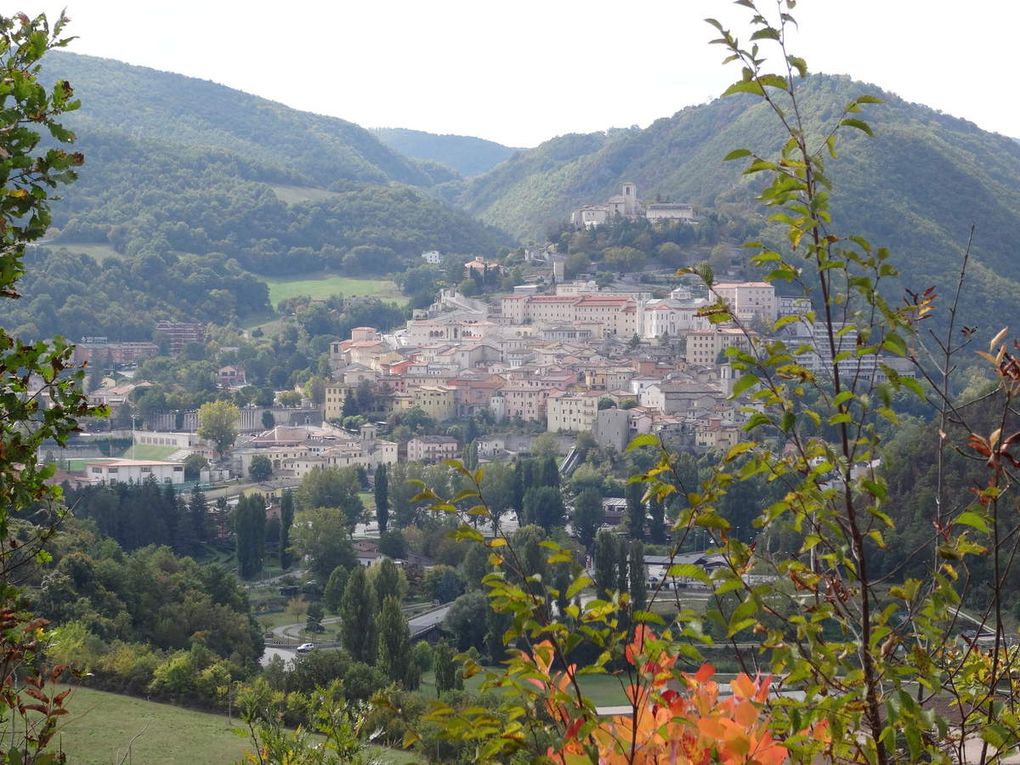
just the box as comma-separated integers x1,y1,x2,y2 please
685,328,752,366
406,435,460,463
500,294,639,337
324,382,347,420
491,386,548,423
412,386,456,422
714,282,777,324
546,390,601,433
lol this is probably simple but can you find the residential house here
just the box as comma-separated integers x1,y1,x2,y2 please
640,381,722,417
217,365,246,388
407,435,460,463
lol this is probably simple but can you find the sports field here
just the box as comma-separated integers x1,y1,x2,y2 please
260,274,401,307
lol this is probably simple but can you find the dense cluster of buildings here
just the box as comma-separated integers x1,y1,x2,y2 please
570,183,696,228
68,263,911,487
308,277,909,456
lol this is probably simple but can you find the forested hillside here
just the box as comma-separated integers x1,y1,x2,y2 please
44,52,433,187
463,75,1020,325
0,52,515,338
372,127,518,177
18,53,1020,337
38,53,511,269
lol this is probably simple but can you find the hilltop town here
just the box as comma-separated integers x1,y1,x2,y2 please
56,210,911,499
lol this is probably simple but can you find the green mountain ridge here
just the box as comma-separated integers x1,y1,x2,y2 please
461,75,1020,326
2,52,515,337
16,51,1020,336
45,51,434,188
371,127,519,177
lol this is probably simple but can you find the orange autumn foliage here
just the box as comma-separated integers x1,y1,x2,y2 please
525,627,788,765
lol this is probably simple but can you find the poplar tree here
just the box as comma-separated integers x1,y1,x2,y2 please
323,565,349,614
432,640,462,695
339,566,377,663
370,557,406,609
377,595,417,688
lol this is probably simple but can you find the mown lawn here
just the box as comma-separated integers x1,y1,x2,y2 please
53,685,419,764
419,666,629,708
117,444,180,460
260,273,401,307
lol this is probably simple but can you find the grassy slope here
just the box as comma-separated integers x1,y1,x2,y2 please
260,274,402,307
55,685,419,765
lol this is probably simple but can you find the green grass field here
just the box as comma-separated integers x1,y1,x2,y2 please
118,444,180,460
54,685,419,764
260,274,401,307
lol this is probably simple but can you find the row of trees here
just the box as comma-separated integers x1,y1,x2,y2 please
67,479,224,555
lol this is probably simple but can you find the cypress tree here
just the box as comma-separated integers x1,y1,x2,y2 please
374,463,389,534
235,497,257,578
463,440,479,471
513,460,525,512
617,537,629,594
628,540,646,611
188,485,209,548
573,488,604,552
540,455,560,488
625,480,645,540
250,494,267,570
593,530,619,598
648,492,666,544
279,489,295,568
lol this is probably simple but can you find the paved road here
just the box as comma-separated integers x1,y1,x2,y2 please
407,604,452,637
261,646,296,667
262,602,452,664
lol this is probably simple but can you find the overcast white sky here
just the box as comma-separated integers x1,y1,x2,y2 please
39,1,1019,147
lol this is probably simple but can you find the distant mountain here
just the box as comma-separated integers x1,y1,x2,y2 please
35,53,509,265
462,75,1020,326
372,128,518,177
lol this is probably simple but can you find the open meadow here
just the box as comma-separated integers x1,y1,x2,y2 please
53,685,420,764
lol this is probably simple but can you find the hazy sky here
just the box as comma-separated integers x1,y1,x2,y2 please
38,1,1019,147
